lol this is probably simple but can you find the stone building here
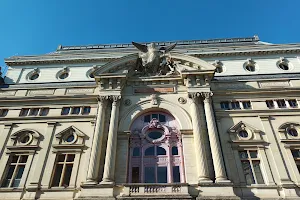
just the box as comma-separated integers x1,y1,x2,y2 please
1,36,300,199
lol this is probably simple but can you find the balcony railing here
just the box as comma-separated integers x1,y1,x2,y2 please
120,183,189,197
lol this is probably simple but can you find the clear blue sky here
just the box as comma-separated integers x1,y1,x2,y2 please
0,0,299,75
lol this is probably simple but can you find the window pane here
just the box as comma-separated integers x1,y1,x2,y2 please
82,106,91,114
249,151,257,158
51,164,63,187
157,167,167,183
157,147,166,155
148,131,162,140
253,161,264,184
132,167,139,183
12,166,25,187
133,147,140,156
39,108,49,116
144,167,155,183
151,114,158,119
2,166,15,187
292,150,300,158
29,108,39,116
145,146,155,156
20,155,28,163
62,164,73,187
172,146,179,155
19,108,29,116
58,154,66,162
67,154,75,162
144,115,150,122
72,107,80,114
173,166,180,183
239,151,248,159
61,107,70,115
12,155,19,163
241,161,255,185
159,114,166,122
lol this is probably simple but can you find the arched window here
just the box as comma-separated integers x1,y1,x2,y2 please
129,112,185,184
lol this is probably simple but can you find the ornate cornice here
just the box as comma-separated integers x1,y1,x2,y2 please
5,44,300,66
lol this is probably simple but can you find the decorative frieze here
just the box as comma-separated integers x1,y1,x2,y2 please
0,90,16,96
258,81,290,88
66,88,95,94
28,89,55,96
134,87,174,94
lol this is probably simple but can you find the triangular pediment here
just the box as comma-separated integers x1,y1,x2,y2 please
55,126,86,138
228,121,261,134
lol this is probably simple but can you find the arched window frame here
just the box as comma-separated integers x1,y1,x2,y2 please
129,113,185,184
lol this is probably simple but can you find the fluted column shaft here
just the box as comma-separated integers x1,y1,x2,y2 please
101,95,121,184
86,96,107,184
189,93,211,183
202,92,229,182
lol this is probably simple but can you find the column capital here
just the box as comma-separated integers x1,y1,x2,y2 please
188,92,201,103
110,95,121,106
97,95,109,104
201,92,213,102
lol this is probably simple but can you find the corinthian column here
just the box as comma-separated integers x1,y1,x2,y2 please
202,92,229,183
100,95,121,184
86,96,108,184
188,92,211,183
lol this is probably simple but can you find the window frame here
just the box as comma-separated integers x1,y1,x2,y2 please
1,155,29,188
239,150,265,185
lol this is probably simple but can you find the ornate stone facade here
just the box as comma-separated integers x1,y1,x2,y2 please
1,36,300,199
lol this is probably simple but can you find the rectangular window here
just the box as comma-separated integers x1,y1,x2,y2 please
292,149,300,173
172,166,181,183
157,167,167,183
151,114,158,119
231,101,241,109
61,107,70,115
266,100,274,109
82,106,91,115
1,155,28,188
220,101,230,110
39,108,49,116
239,150,264,185
29,108,39,116
132,167,139,183
242,101,252,109
19,108,29,117
71,107,81,115
0,109,8,117
144,167,155,183
277,99,286,108
51,154,75,187
288,99,298,108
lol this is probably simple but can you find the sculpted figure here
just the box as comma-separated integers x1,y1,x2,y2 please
132,42,176,76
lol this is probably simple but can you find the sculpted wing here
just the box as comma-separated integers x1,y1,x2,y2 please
132,42,148,53
160,43,177,53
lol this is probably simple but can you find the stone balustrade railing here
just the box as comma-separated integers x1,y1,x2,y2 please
121,183,189,197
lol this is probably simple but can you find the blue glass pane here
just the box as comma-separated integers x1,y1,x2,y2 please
159,114,166,122
145,146,155,156
151,114,158,119
173,166,180,183
133,147,140,156
66,135,74,142
144,167,155,183
157,147,166,155
148,131,162,140
144,115,150,122
172,146,178,155
157,167,167,183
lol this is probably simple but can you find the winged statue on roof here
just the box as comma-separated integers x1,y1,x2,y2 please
132,42,177,76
